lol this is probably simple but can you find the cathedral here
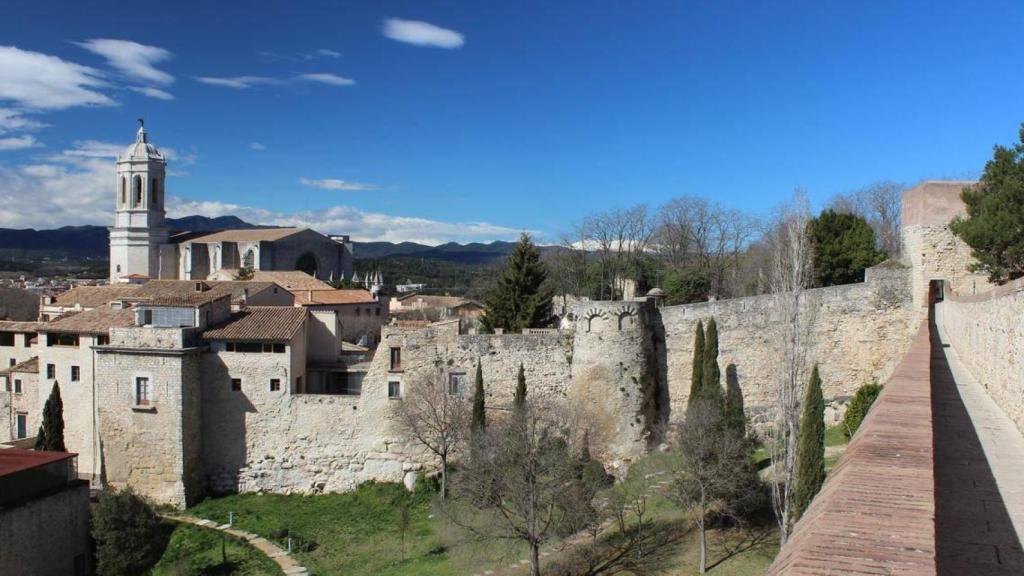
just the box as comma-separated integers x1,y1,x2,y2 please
109,122,353,283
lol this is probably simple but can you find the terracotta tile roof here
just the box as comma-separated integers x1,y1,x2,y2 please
0,356,38,375
187,227,306,243
51,285,142,308
250,271,333,291
397,294,475,308
202,306,307,342
295,289,377,306
0,448,77,478
0,320,44,333
130,280,281,306
43,307,136,335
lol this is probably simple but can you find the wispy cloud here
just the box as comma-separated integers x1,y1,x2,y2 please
0,135,41,151
298,73,355,86
317,48,341,58
128,86,174,100
195,75,279,89
250,142,267,151
300,177,379,191
76,39,174,85
0,46,113,110
168,199,522,245
383,18,464,49
0,108,47,135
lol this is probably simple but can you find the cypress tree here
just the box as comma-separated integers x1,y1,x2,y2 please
513,362,527,413
34,381,66,452
794,365,825,521
702,318,722,402
688,320,705,412
481,233,554,333
471,360,486,433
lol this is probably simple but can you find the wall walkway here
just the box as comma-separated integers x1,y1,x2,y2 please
767,313,1024,574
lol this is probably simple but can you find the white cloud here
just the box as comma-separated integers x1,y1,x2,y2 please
59,140,122,158
0,46,113,110
77,39,174,86
300,177,379,191
167,199,522,244
195,76,279,89
317,49,341,58
0,108,47,135
0,156,112,228
382,18,464,49
250,142,267,151
298,73,355,86
0,135,41,151
129,86,174,100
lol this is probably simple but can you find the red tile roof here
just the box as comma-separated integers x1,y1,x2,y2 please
0,448,77,478
202,306,307,342
295,289,377,306
43,307,136,335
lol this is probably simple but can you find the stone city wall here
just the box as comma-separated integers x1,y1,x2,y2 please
657,264,918,430
938,278,1024,435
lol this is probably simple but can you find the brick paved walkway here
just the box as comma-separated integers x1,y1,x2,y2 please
933,307,1024,575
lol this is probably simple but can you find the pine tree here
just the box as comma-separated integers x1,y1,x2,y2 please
481,233,554,333
794,365,825,522
688,320,705,413
513,362,527,413
701,318,722,402
34,381,66,452
472,360,486,433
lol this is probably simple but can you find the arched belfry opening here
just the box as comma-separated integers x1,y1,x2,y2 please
133,175,143,207
296,252,319,278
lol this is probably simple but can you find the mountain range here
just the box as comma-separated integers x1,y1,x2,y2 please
0,215,533,264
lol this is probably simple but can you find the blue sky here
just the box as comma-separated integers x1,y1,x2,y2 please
1,1,1023,243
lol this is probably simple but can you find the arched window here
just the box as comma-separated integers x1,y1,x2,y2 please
243,249,255,269
120,177,127,206
133,175,143,207
295,252,318,277
151,178,159,207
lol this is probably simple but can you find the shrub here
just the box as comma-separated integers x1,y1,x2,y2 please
843,382,883,439
91,488,163,576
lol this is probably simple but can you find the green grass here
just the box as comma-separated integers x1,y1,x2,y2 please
187,483,467,576
824,424,848,447
151,522,282,576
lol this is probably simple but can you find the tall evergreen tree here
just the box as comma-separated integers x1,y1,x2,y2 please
34,381,66,452
481,233,554,333
793,365,825,522
688,320,705,412
701,317,722,402
950,124,1024,283
513,362,527,414
471,360,486,433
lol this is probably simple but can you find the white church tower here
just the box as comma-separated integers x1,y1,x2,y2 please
109,120,169,282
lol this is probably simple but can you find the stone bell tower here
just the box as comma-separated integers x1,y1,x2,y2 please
109,120,169,282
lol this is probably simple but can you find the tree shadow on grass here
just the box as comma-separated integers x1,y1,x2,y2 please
543,517,695,575
705,523,776,571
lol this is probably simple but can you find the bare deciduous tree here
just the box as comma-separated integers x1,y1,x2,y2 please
446,402,587,576
763,190,815,545
394,369,467,500
829,181,904,257
669,399,758,574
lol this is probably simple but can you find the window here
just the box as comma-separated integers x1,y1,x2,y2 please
14,379,22,394
97,334,110,345
71,365,80,382
47,333,79,347
133,175,143,206
26,333,37,347
15,413,27,439
116,264,121,273
389,347,402,371
376,307,381,316
135,377,150,406
0,332,13,346
226,342,263,353
448,373,468,396
388,381,401,398
231,378,242,391
142,310,153,325
8,358,14,366
270,378,281,392
46,363,55,379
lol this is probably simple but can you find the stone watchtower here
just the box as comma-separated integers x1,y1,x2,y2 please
109,120,169,282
